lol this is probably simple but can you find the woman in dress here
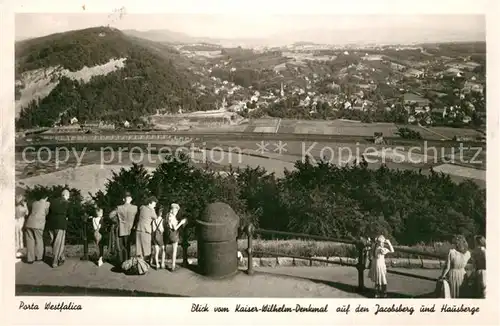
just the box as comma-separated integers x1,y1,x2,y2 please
471,235,486,298
15,195,29,258
368,235,394,298
150,208,166,269
165,203,187,271
88,208,105,267
135,196,158,260
439,234,471,298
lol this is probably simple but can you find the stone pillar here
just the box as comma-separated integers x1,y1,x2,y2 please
196,202,240,278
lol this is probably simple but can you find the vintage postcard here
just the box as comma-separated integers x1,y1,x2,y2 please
1,0,498,325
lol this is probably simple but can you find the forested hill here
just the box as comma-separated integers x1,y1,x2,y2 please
15,26,201,130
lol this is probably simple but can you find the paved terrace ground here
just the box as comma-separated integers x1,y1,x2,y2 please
15,259,440,298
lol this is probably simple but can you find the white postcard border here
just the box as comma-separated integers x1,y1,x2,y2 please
1,0,498,325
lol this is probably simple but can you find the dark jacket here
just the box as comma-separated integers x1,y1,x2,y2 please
48,198,70,230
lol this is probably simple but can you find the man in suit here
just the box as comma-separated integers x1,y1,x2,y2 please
24,194,50,263
47,189,70,268
109,191,138,264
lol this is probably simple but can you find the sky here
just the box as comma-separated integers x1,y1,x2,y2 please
15,13,485,43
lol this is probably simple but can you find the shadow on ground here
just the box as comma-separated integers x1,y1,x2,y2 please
16,284,188,297
254,270,435,299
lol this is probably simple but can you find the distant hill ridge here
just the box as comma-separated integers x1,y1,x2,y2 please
122,26,485,48
15,26,204,130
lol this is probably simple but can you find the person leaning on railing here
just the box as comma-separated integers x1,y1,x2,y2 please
136,196,159,262
24,194,50,264
47,189,71,268
109,191,138,264
107,210,120,264
15,195,29,258
87,208,105,267
165,203,187,271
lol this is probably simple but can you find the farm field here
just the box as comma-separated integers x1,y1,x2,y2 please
433,164,486,181
278,119,401,137
15,147,485,202
205,140,463,164
202,140,486,186
16,116,487,198
405,124,484,140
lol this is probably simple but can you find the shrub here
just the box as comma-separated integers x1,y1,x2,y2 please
23,152,485,248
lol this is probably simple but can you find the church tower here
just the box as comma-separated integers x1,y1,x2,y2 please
280,82,284,97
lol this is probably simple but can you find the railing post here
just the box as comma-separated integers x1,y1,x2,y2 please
81,218,89,261
181,226,190,267
246,224,254,275
356,240,365,293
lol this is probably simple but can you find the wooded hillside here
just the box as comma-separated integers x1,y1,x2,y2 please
15,27,207,129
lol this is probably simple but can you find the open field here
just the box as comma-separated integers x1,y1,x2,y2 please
433,164,486,181
16,131,486,195
406,125,484,141
31,118,486,148
16,118,486,192
279,119,401,137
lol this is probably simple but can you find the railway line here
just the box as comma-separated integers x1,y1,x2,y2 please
17,130,485,149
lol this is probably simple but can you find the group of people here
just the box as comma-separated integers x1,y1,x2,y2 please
15,191,488,295
15,190,70,267
365,234,487,298
90,191,187,271
438,234,486,299
15,190,187,272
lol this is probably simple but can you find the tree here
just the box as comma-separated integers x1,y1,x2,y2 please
91,163,152,214
23,145,485,247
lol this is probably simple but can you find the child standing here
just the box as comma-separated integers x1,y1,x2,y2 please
166,203,187,271
368,235,394,298
88,208,105,267
151,209,166,269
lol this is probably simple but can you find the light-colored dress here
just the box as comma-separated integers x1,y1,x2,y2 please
15,203,29,252
369,246,391,285
445,249,471,298
135,205,157,258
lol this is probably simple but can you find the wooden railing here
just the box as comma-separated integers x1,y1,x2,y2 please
244,224,446,293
